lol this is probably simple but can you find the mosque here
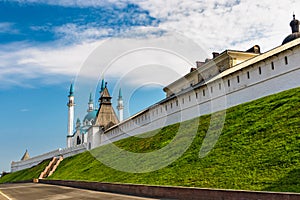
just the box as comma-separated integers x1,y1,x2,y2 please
66,79,123,149
11,14,300,172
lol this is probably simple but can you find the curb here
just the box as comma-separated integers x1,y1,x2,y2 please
38,179,300,200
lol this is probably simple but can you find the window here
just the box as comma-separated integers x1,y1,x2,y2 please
196,92,198,99
165,105,167,111
203,89,206,96
247,71,250,79
271,62,275,70
171,102,173,109
228,79,231,87
219,83,221,90
259,67,262,75
237,76,240,83
176,100,179,106
285,56,288,65
211,87,213,93
189,95,191,102
182,98,185,104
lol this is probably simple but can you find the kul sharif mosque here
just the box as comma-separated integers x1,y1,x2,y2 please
66,79,123,149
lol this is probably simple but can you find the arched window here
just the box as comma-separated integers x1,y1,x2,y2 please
77,136,81,145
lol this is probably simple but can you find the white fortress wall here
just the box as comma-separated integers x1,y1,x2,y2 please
100,42,300,145
11,144,87,172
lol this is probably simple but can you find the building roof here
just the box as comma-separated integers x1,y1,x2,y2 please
282,14,300,45
84,110,97,122
207,38,300,84
163,49,260,92
101,87,111,99
95,85,119,129
68,83,74,97
21,150,30,161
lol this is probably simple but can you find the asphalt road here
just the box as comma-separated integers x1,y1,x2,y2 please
0,183,159,200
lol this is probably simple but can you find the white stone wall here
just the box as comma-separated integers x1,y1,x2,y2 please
11,144,87,172
99,44,300,145
87,126,102,150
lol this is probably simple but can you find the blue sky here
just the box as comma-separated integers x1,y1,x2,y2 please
0,0,299,172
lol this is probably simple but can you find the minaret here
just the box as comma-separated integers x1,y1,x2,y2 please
117,88,124,122
67,83,75,148
87,93,94,112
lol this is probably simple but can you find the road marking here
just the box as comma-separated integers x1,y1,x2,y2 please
0,191,12,200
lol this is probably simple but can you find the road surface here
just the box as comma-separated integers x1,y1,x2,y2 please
0,183,158,200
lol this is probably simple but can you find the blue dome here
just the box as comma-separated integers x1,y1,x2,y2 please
83,110,97,124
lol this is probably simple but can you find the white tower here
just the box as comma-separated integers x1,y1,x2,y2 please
67,83,75,148
117,88,124,122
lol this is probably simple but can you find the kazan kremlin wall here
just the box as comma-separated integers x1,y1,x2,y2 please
99,39,300,146
11,37,300,172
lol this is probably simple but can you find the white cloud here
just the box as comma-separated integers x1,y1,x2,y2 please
0,41,102,88
10,0,298,52
1,0,300,89
0,22,19,34
133,0,300,52
54,23,115,42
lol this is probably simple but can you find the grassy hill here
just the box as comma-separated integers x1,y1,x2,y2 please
0,159,50,183
2,87,300,192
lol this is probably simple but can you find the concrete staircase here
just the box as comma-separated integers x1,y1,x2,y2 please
39,156,63,179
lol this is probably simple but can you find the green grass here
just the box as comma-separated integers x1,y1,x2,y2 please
0,159,50,183
3,87,300,192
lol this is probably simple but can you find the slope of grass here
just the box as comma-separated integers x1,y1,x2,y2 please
0,159,50,183
49,87,300,192
3,87,300,192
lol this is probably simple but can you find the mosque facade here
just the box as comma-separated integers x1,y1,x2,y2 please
66,80,123,149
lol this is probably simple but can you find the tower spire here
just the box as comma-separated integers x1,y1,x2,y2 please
117,88,124,122
87,92,94,112
100,79,105,93
67,83,75,148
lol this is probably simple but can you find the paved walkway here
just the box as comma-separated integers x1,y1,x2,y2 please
0,183,158,200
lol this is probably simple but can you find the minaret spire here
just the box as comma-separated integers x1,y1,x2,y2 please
87,93,94,112
117,88,124,122
67,83,75,148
